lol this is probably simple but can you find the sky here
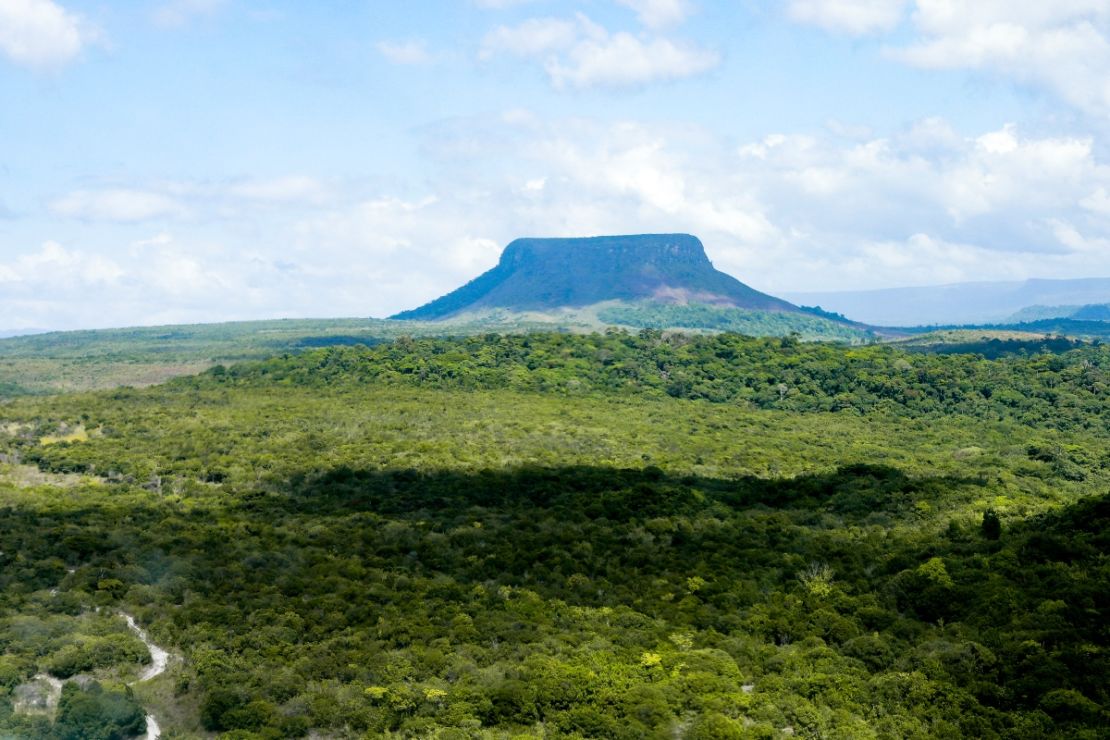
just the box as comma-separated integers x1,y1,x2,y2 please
3,0,1110,330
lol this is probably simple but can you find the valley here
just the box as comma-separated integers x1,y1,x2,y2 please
0,332,1106,737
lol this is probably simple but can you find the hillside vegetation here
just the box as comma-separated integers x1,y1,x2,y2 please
0,332,1106,738
208,332,1109,429
0,307,871,397
595,305,874,342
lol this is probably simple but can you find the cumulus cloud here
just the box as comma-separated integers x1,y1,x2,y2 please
728,121,1110,289
615,0,694,29
14,114,1110,330
302,114,1110,302
480,17,580,59
0,241,123,293
1081,187,1110,216
0,0,96,69
787,0,908,35
376,39,433,65
480,13,718,89
892,1,1110,116
788,1,1110,117
546,32,719,89
406,114,1110,292
0,238,246,330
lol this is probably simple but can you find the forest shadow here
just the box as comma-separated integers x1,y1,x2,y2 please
228,461,990,523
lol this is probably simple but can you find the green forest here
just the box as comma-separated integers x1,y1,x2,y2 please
594,305,873,342
0,331,1107,738
0,305,871,396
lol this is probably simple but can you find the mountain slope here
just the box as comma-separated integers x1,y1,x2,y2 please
392,234,796,320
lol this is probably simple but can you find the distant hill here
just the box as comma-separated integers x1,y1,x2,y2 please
1073,304,1110,321
1008,303,1110,322
0,329,47,339
786,277,1110,327
392,234,797,320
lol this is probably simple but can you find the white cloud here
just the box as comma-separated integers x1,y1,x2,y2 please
49,177,336,223
547,32,720,89
480,17,580,59
790,2,1110,116
0,237,246,330
1081,187,1110,216
15,115,1110,330
481,13,719,89
1051,218,1110,253
50,189,188,222
856,233,994,284
254,117,1110,300
787,0,908,35
939,125,1096,221
730,121,1110,289
615,0,693,29
4,241,124,288
0,0,95,69
376,39,433,65
152,0,227,28
893,2,1110,115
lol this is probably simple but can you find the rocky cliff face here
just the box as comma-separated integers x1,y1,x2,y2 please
392,234,797,320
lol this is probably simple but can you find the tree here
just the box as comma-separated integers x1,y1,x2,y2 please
981,509,1001,540
54,682,146,740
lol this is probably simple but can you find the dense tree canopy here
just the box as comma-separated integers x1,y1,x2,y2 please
0,332,1106,737
205,332,1110,430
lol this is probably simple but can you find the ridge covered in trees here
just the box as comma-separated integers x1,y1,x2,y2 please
206,332,1110,430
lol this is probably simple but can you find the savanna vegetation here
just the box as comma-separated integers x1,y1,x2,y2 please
0,331,1106,737
594,305,873,343
0,304,875,396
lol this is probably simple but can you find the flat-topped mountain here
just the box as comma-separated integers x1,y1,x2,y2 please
392,234,797,320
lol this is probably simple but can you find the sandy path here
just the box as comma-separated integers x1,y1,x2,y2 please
122,613,169,682
120,612,171,740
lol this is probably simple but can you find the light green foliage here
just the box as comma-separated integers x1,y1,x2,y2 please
797,563,835,598
916,558,954,589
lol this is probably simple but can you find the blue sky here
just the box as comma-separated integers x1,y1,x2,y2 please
2,0,1110,330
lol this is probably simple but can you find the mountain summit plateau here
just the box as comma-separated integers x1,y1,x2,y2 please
392,234,796,320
